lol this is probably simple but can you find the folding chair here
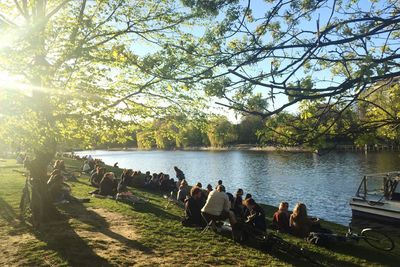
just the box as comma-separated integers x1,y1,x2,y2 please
201,212,224,233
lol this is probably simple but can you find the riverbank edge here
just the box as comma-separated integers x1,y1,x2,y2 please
71,145,314,153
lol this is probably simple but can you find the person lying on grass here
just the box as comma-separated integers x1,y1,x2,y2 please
116,177,146,204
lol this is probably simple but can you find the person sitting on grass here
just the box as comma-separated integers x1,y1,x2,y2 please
99,172,117,197
177,179,189,202
160,174,171,191
149,173,159,187
90,164,99,176
145,171,152,184
47,169,71,203
206,184,213,197
116,176,146,204
272,201,290,233
201,185,237,229
243,198,267,233
233,188,245,218
243,193,252,218
53,159,77,181
182,187,206,227
82,160,91,174
216,179,223,189
91,167,105,187
195,182,207,206
289,202,320,238
53,160,66,172
120,169,134,187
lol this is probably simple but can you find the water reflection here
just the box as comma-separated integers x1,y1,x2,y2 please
76,150,400,225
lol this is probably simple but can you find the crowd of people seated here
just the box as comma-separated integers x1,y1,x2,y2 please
82,159,323,241
43,156,325,242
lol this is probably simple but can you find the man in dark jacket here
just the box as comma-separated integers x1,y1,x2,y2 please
182,187,206,227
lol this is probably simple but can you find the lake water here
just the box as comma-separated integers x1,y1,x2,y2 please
75,150,400,225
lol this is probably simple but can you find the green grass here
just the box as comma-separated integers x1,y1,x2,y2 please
0,157,399,266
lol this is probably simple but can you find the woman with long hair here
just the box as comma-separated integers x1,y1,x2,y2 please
289,203,319,238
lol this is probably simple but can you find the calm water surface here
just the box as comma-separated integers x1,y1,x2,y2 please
75,150,400,225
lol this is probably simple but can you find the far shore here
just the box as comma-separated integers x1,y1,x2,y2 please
72,145,314,153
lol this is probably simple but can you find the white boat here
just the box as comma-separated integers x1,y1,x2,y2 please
350,172,400,223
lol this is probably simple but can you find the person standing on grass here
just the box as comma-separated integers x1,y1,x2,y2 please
174,166,185,180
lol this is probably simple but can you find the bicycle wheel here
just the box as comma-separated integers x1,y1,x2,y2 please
361,228,395,251
19,186,32,224
266,234,319,265
30,187,43,228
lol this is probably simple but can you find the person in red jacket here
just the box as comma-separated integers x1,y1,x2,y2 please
272,202,290,233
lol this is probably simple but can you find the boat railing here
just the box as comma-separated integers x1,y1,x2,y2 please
355,172,400,200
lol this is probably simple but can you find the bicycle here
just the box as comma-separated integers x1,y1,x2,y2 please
345,226,394,251
17,170,43,228
307,226,395,251
256,232,320,265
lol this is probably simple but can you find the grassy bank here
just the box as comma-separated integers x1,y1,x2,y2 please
0,157,399,266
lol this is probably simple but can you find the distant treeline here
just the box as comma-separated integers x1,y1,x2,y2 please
95,100,400,151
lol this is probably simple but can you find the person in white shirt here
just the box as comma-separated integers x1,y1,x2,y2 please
201,185,237,226
82,161,91,173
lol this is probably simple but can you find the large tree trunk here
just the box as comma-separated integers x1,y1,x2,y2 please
24,0,59,227
26,149,57,226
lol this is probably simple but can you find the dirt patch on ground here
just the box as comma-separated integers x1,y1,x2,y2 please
74,207,155,266
0,231,37,266
0,207,174,266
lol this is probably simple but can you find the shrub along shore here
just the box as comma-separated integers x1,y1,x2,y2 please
0,157,399,266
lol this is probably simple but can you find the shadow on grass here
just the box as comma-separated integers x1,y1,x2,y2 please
0,196,110,266
34,212,112,266
326,242,399,266
31,201,153,267
214,229,362,267
58,202,154,254
132,201,182,221
0,197,17,224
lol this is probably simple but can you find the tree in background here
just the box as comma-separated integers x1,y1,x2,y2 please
355,79,400,145
236,115,264,144
178,0,400,145
207,115,238,147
